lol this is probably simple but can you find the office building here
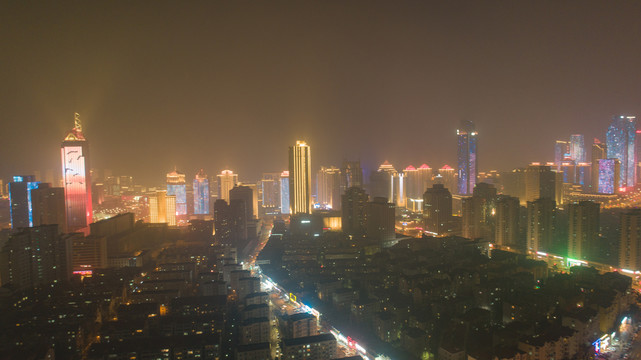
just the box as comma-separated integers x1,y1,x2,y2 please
342,187,369,239
457,120,478,195
317,166,341,210
341,160,363,190
462,183,497,240
524,164,556,203
69,233,107,272
568,201,599,261
214,199,232,246
31,184,66,233
620,209,641,271
554,140,570,171
437,165,457,194
404,164,433,211
423,184,452,236
230,185,255,221
598,159,620,194
606,115,637,189
193,169,209,215
149,190,176,226
366,197,395,243
526,198,556,253
8,175,39,228
280,171,290,214
61,113,93,232
214,199,247,247
217,170,238,203
166,170,187,216
592,139,607,191
289,141,312,214
495,195,520,248
260,173,281,213
570,134,586,163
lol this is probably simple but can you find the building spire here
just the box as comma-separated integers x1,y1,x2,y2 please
74,112,82,131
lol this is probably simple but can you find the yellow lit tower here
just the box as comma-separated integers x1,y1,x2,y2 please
289,141,312,214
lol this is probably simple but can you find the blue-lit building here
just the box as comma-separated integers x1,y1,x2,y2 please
280,171,290,214
554,140,569,171
570,134,585,163
193,169,209,215
606,115,637,189
167,170,187,215
598,158,620,194
9,175,40,228
457,120,478,195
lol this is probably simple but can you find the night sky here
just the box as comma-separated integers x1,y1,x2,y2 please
3,1,641,185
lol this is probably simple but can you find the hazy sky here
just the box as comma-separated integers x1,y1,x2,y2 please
2,1,641,185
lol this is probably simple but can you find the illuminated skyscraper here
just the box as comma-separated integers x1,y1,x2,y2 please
423,184,452,236
457,120,478,195
217,170,238,203
149,190,176,226
288,141,312,214
61,113,93,232
340,160,363,190
554,140,570,171
597,158,620,194
193,169,209,215
317,166,341,210
8,175,39,228
280,171,290,214
166,170,187,216
437,165,457,193
526,197,556,253
569,134,585,163
568,201,599,261
591,139,607,191
261,173,281,214
606,115,637,189
620,209,641,271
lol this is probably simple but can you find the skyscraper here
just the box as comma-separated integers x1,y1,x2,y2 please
568,201,599,261
341,186,369,239
366,197,395,243
404,164,433,211
260,172,281,214
606,115,637,189
317,166,341,210
569,134,585,163
8,175,39,228
524,164,556,203
288,141,312,214
457,120,478,195
193,169,210,215
166,170,187,216
230,185,255,221
620,209,641,271
340,160,363,190
217,170,238,203
369,161,397,203
31,184,66,233
280,171,290,215
495,195,520,248
554,140,570,171
423,184,452,236
149,190,176,226
526,197,556,253
437,165,457,193
591,139,607,191
61,113,93,233
462,183,497,240
598,158,620,194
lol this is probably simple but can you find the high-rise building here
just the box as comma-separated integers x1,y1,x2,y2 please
591,139,607,191
230,185,255,221
598,158,620,194
606,115,637,189
260,173,281,214
462,183,497,240
340,160,363,190
560,160,577,184
8,175,39,228
495,195,520,248
404,164,433,212
437,165,457,194
423,184,452,236
214,198,247,247
61,113,93,232
524,164,556,203
31,184,66,233
217,170,238,203
365,197,395,243
568,201,599,261
341,187,369,239
576,162,591,187
149,190,176,226
526,198,556,253
569,134,586,163
620,209,641,271
554,140,570,171
280,171,290,215
193,169,210,215
457,120,478,195
317,166,341,210
166,170,187,216
214,199,232,246
288,141,312,214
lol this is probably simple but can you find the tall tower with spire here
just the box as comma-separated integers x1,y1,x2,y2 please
61,113,93,233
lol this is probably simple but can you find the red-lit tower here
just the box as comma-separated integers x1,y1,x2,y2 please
61,113,93,233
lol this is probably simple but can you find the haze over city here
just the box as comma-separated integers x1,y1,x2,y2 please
3,1,641,183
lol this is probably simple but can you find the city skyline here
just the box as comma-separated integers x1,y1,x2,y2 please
3,1,641,184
